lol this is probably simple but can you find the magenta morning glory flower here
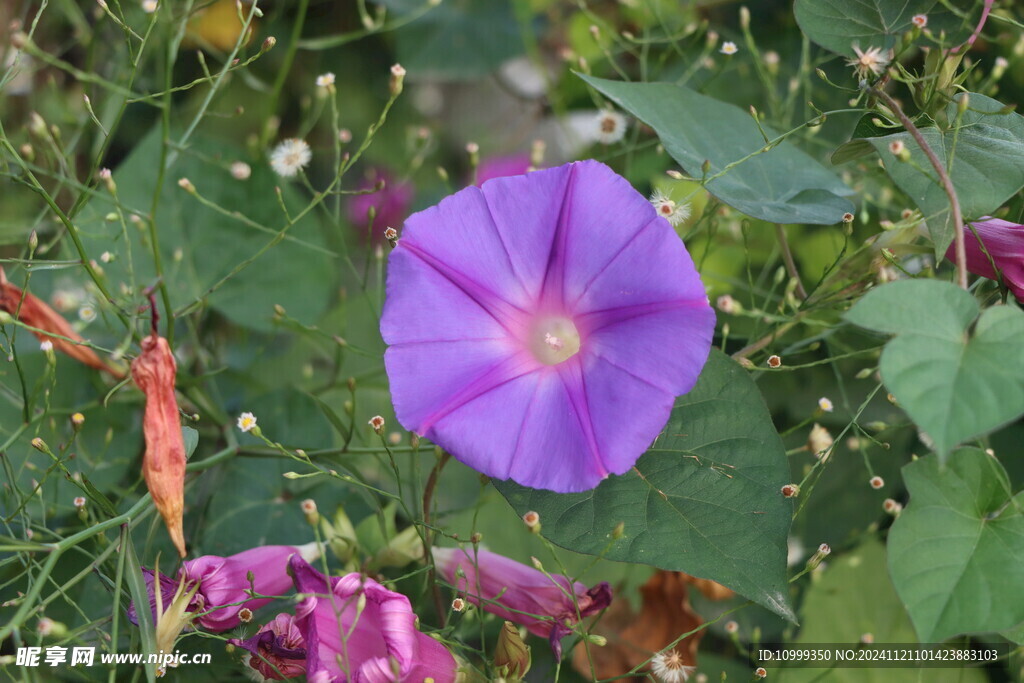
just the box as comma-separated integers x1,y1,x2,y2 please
380,160,715,492
346,167,414,241
232,613,307,680
946,218,1024,301
475,153,532,185
433,546,611,658
128,543,319,632
288,555,458,682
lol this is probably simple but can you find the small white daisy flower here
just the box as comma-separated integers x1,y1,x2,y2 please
818,397,834,412
316,72,335,88
593,110,627,145
649,189,691,227
270,138,312,178
847,45,889,79
651,649,696,683
230,161,251,180
720,41,738,55
237,412,258,433
78,304,97,323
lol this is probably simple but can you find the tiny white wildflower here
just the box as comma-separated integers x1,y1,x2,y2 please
39,340,54,352
818,397,834,412
142,0,157,12
847,45,889,79
316,72,335,88
100,251,113,263
720,41,738,55
593,110,627,145
78,304,97,323
651,649,696,683
911,14,927,29
649,189,691,226
230,161,251,180
270,138,312,178
237,412,258,433
368,415,385,433
74,496,86,508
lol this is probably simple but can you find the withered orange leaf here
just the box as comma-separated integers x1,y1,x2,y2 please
0,267,121,377
572,571,703,680
684,574,735,602
131,333,186,557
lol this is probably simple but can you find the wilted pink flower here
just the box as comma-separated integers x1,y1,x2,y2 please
381,160,715,492
129,544,319,632
946,218,1024,301
475,153,532,185
346,168,414,241
289,555,458,682
232,613,306,680
433,546,612,658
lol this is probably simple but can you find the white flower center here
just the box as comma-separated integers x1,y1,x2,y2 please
531,317,581,365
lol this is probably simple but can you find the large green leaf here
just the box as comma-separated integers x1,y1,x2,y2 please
495,350,796,621
777,539,988,683
845,279,1024,458
794,0,975,57
375,0,524,80
77,127,335,331
867,93,1024,256
580,74,853,225
888,449,1024,642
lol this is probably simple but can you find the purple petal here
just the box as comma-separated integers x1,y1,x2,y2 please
548,160,659,308
569,210,708,313
380,247,511,344
478,165,573,303
399,185,538,310
384,342,533,434
583,306,715,395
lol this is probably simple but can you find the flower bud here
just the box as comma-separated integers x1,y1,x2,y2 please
31,437,48,452
261,36,276,53
389,64,406,96
494,621,531,680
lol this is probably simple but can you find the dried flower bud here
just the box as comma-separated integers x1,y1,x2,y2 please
766,354,782,368
755,667,767,679
883,498,902,515
451,597,466,612
781,483,800,498
132,334,187,557
869,476,884,489
368,415,385,434
0,268,119,376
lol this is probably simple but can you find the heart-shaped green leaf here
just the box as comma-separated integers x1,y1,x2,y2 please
580,74,853,225
795,0,975,57
495,350,796,621
888,449,1024,641
845,279,1024,458
867,93,1024,256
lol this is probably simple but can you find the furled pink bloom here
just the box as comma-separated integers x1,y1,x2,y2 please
289,555,458,682
381,160,715,492
946,218,1024,301
346,168,414,241
433,546,611,659
231,613,306,680
128,544,319,632
475,153,532,185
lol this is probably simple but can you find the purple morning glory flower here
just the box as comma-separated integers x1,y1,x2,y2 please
946,217,1024,302
288,555,458,682
433,546,611,658
381,160,715,492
